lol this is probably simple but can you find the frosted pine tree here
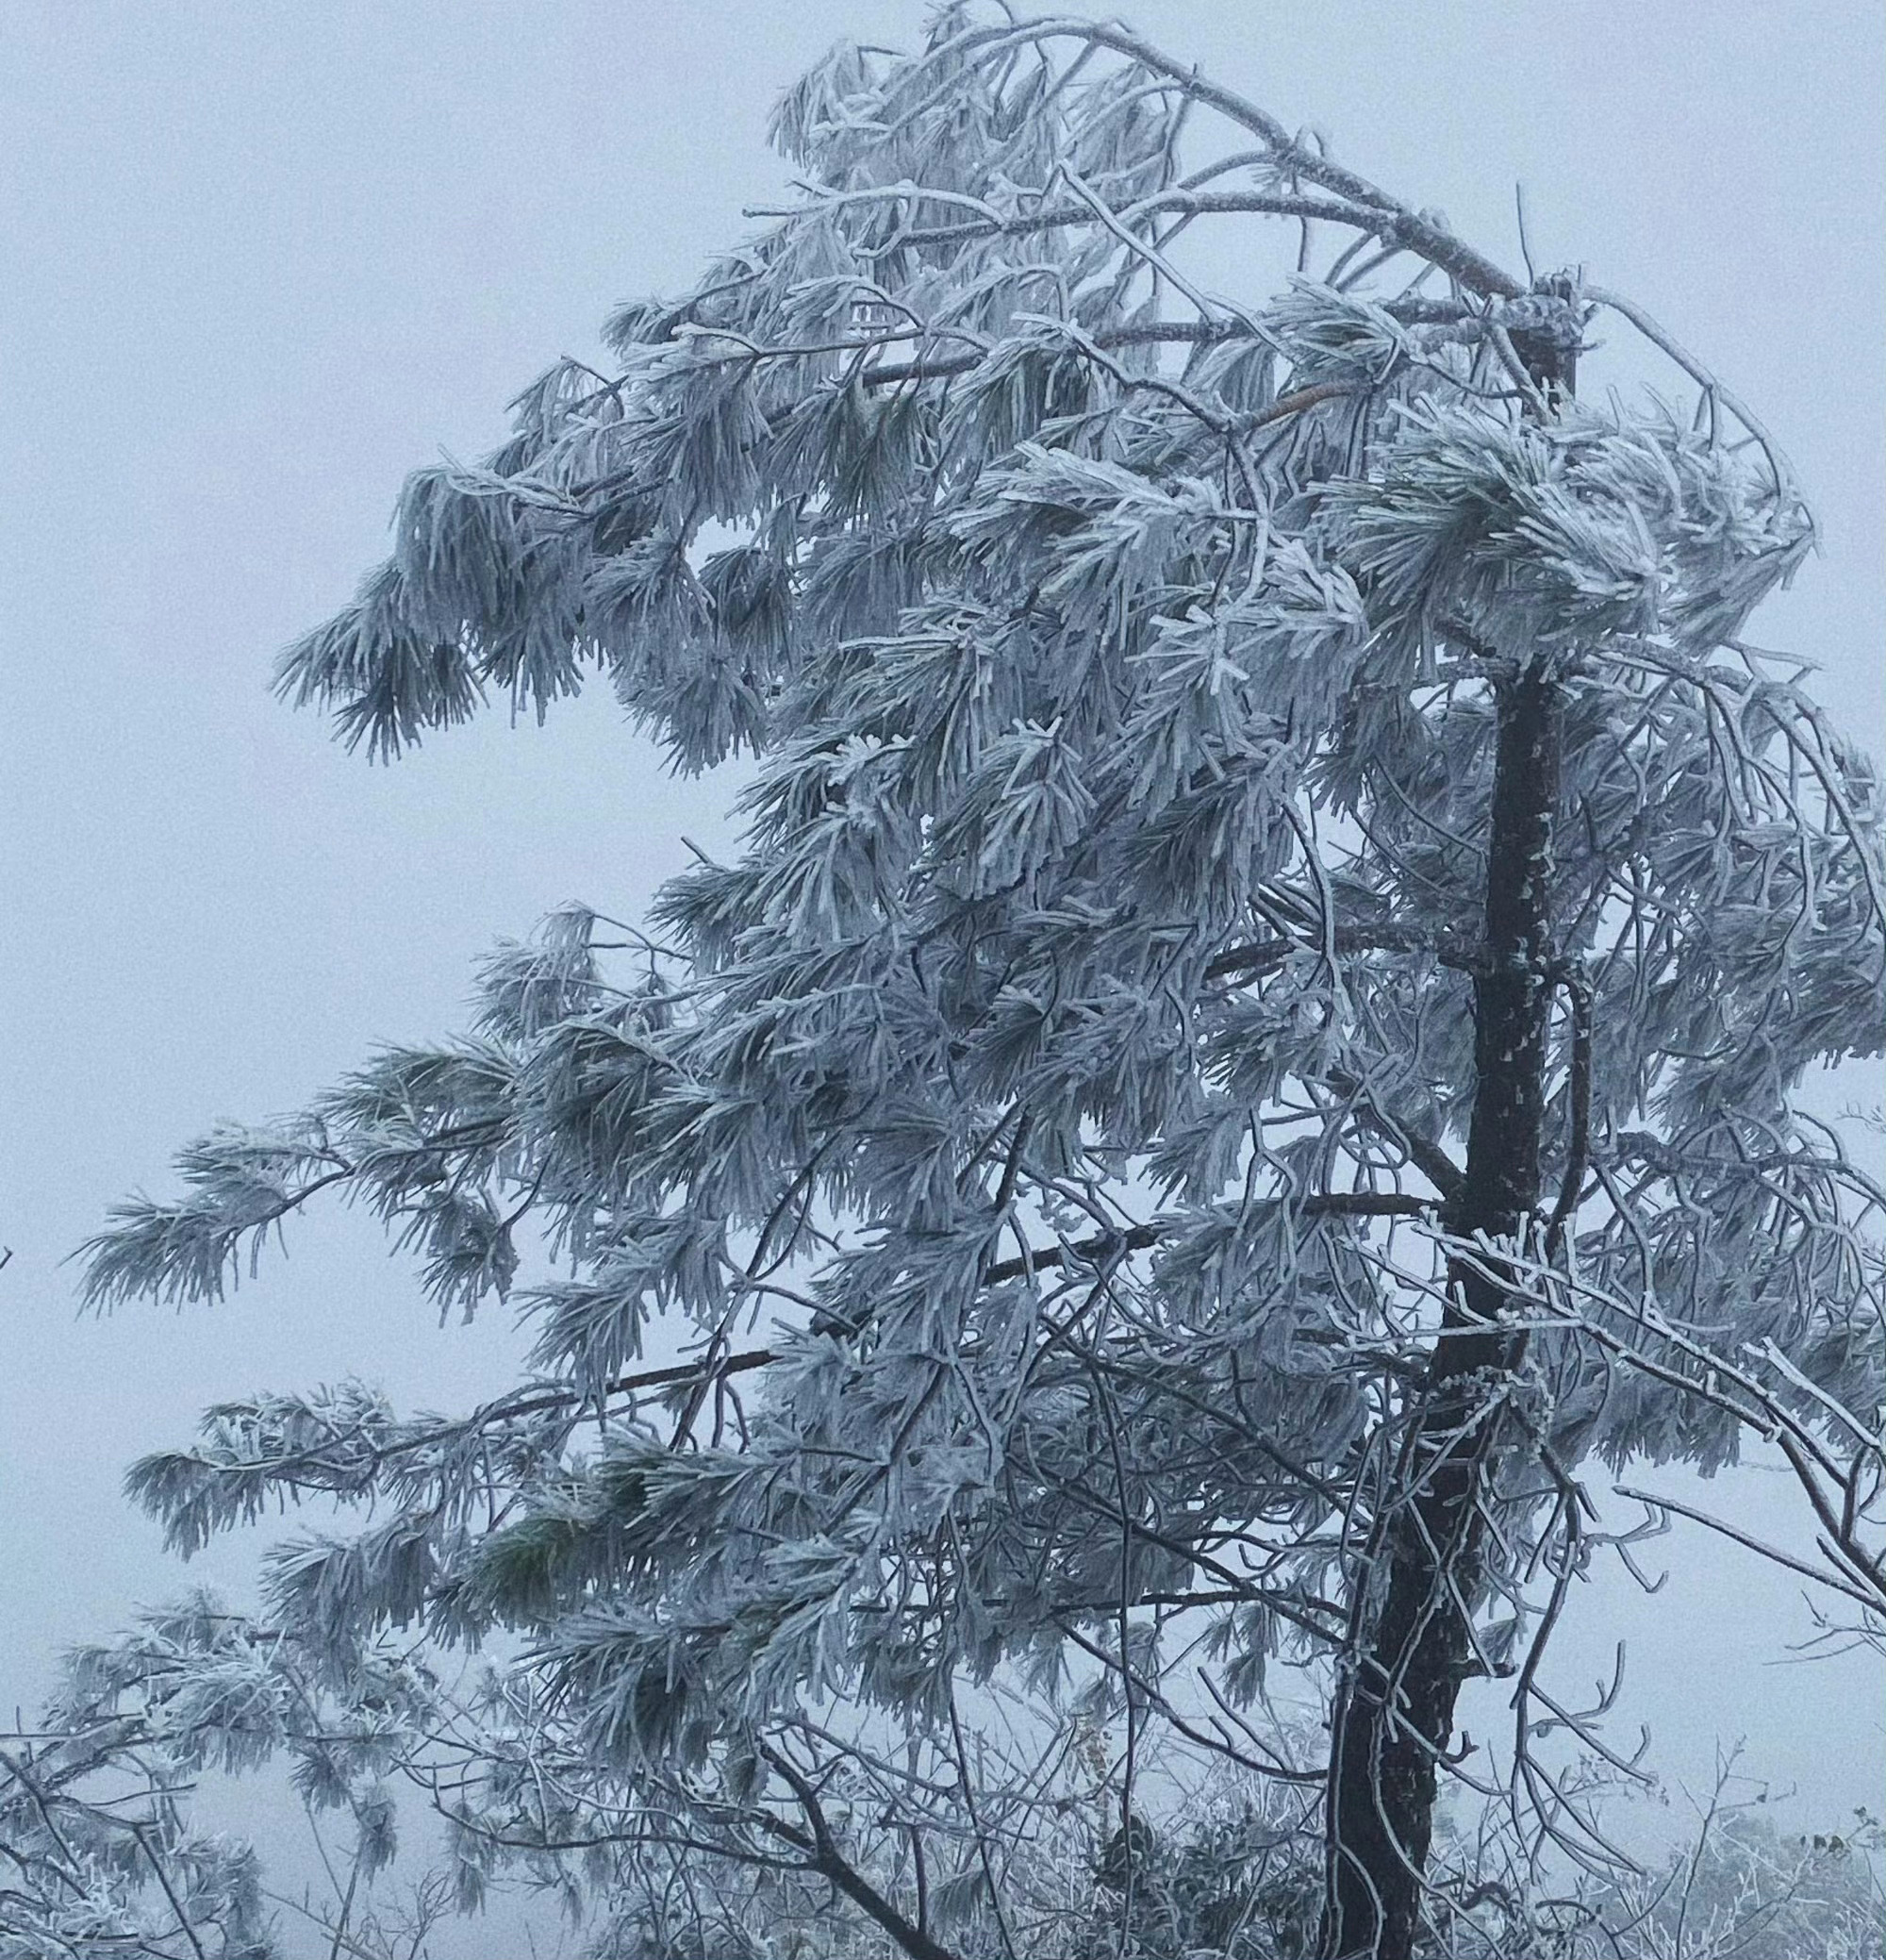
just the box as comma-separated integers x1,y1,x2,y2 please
75,11,1883,1958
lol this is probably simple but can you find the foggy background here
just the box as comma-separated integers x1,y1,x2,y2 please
3,0,1879,1937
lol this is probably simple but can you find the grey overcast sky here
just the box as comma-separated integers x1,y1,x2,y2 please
2,0,1880,1891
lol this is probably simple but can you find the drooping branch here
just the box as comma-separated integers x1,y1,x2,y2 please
757,1744,968,1960
917,14,1525,298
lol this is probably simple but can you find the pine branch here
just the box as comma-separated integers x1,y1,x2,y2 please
756,1745,967,1960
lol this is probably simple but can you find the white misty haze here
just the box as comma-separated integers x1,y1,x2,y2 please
1,0,1878,1922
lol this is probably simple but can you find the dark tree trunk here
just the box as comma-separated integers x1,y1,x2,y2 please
1319,300,1576,1960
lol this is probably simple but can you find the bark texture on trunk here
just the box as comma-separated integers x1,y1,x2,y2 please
1320,673,1563,1959
1317,288,1577,1960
